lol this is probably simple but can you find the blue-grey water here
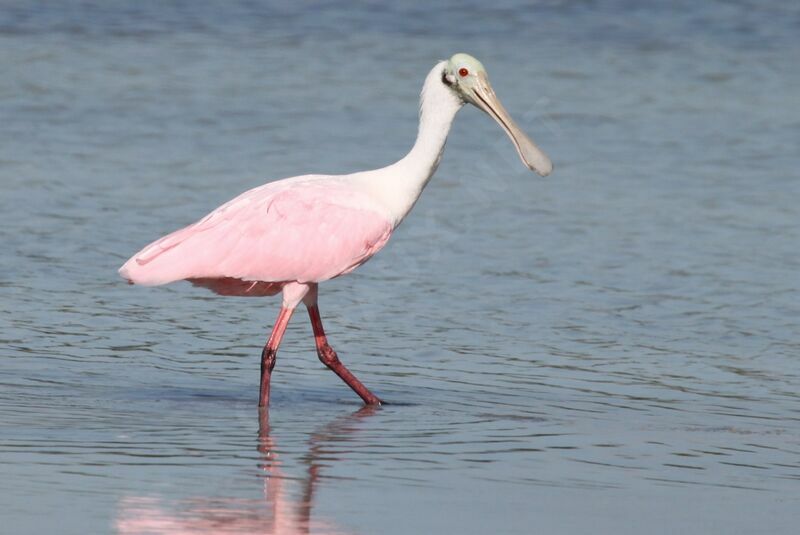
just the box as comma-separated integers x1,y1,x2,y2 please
2,1,799,533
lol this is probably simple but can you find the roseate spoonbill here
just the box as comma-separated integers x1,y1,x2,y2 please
120,53,553,407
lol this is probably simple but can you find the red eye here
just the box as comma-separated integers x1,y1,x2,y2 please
458,67,469,77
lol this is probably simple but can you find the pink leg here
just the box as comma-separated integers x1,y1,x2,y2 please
259,306,295,407
307,304,382,405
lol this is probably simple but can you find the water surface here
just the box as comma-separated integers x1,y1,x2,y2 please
1,1,799,534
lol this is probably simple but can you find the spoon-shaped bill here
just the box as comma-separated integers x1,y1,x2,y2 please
470,73,553,177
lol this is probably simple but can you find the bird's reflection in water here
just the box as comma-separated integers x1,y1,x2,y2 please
116,407,379,534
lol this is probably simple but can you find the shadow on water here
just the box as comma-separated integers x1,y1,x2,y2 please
115,406,379,535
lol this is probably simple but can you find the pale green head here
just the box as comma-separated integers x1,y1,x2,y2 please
442,53,553,177
447,53,487,80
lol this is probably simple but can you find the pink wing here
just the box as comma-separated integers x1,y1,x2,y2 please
119,177,393,290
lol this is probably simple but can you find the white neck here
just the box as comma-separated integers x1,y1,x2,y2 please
355,61,464,227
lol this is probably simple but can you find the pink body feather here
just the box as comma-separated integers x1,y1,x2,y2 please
120,176,393,296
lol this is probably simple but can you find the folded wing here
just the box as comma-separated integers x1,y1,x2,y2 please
119,177,393,288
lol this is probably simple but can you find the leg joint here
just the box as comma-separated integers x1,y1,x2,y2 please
261,347,277,373
317,343,340,367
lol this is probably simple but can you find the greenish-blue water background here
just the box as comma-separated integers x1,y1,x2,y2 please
1,1,799,533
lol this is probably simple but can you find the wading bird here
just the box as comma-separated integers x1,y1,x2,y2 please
120,53,553,408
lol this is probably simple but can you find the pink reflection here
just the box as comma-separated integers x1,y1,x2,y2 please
116,407,378,535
